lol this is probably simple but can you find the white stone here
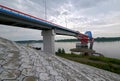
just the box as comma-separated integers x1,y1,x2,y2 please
46,66,53,70
21,63,32,68
39,73,50,80
36,66,46,73
0,70,20,79
50,69,58,76
22,68,33,76
55,76,65,81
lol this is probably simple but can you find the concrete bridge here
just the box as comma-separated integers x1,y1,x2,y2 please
0,5,88,54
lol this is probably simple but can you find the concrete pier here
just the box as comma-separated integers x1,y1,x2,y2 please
42,30,55,54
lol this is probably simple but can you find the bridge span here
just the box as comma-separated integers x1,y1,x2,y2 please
0,5,90,54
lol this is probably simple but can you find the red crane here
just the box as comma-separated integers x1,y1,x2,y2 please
76,31,94,49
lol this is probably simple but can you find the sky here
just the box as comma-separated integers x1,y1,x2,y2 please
0,0,120,41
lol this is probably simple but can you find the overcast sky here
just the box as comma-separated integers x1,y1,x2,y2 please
0,0,120,41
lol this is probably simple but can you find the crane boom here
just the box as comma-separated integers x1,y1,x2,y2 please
76,31,94,49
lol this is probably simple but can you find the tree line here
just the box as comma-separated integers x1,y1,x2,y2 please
15,37,120,43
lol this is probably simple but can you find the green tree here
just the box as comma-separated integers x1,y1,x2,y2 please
58,48,62,54
62,48,65,54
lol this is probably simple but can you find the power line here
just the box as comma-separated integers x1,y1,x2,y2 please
44,0,47,20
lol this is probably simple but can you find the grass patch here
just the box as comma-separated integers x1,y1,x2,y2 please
89,56,120,65
56,53,120,74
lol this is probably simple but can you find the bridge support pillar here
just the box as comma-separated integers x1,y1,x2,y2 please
42,30,55,54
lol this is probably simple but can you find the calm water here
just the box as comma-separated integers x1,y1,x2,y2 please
25,41,120,59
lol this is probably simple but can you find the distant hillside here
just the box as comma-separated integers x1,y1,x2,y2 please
57,37,120,42
15,37,120,43
94,37,120,42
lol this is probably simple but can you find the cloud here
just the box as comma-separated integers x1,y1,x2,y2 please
0,25,42,41
0,0,120,40
70,0,106,9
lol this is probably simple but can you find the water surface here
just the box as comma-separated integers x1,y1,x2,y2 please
24,41,120,59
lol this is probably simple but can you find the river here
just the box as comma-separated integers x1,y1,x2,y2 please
23,41,120,59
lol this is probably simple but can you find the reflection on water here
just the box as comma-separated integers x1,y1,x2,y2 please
23,41,120,59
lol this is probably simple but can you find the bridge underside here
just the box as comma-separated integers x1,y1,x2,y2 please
0,6,78,54
0,12,51,30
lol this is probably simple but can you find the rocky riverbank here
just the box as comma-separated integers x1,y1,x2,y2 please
0,37,120,81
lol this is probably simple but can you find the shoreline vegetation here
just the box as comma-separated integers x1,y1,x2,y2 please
56,49,120,74
15,37,120,43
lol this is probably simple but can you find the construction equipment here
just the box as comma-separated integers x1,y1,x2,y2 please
70,31,94,55
76,31,94,49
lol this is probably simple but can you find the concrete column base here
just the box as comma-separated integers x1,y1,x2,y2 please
42,30,55,54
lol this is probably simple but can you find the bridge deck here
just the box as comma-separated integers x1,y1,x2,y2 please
0,5,78,34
